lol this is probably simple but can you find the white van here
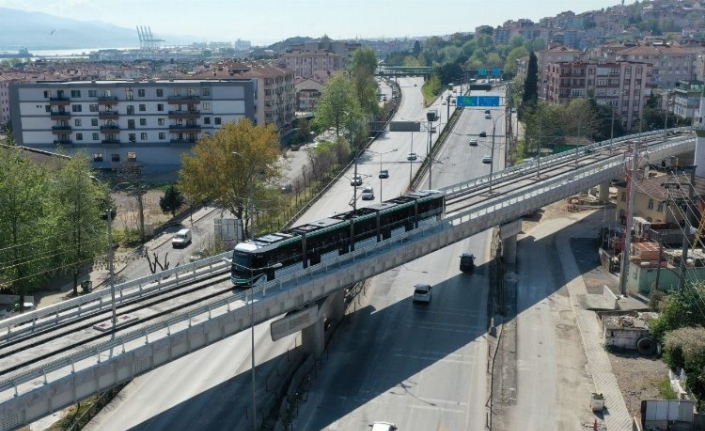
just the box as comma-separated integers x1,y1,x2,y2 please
172,228,192,248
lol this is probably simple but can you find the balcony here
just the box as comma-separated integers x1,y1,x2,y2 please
99,111,119,119
98,96,119,105
170,138,197,145
51,125,72,134
168,110,201,118
53,139,73,145
50,111,70,120
49,96,70,105
167,95,200,104
169,124,202,132
99,125,120,132
101,139,121,146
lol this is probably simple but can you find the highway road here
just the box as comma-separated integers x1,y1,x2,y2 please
290,87,507,430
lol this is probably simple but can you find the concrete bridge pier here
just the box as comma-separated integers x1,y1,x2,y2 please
599,182,610,203
301,289,345,358
502,235,517,265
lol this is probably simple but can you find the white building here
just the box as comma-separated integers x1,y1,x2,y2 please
9,79,257,172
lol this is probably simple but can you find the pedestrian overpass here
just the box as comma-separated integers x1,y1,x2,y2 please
0,129,696,431
377,66,433,77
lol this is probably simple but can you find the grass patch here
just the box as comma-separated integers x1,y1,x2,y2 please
657,378,678,399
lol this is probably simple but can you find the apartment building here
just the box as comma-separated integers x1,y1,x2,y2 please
191,60,295,131
613,42,695,89
673,80,703,120
9,79,257,172
295,77,324,112
545,61,652,131
279,38,361,79
536,45,583,100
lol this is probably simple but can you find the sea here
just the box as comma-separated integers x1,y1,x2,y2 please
0,47,137,59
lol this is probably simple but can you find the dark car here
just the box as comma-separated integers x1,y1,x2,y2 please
479,131,487,137
459,252,475,273
379,169,389,179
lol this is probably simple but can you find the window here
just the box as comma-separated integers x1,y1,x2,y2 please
93,153,103,162
140,132,147,140
138,104,146,112
202,87,211,97
72,105,82,112
202,102,210,110
126,105,135,115
126,88,134,101
621,192,626,202
140,118,147,126
89,104,98,112
204,117,211,125
111,154,120,162
157,103,164,112
91,119,98,126
158,118,165,126
88,90,97,97
71,90,81,98
128,119,135,129
159,132,165,140
648,199,654,210
156,89,163,97
657,202,664,212
214,117,221,125
128,133,136,143
92,132,99,140
45,105,51,113
74,119,81,126
76,133,83,141
44,90,52,98
127,152,137,161
138,89,145,97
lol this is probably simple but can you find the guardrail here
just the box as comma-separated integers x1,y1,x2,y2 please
0,253,231,339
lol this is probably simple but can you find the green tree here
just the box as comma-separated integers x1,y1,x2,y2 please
2,120,15,146
0,147,51,307
178,119,281,238
519,51,539,118
159,183,186,218
350,47,382,118
412,41,422,56
663,327,705,405
504,46,529,75
48,154,106,297
649,282,705,343
312,73,363,137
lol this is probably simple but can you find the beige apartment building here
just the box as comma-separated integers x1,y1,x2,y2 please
546,60,652,131
536,45,583,99
191,60,295,130
279,38,361,79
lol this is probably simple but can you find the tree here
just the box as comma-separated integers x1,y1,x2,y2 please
0,147,51,308
649,282,705,343
48,154,106,297
2,120,15,146
504,46,529,75
663,327,705,405
118,159,148,245
312,73,363,137
160,183,186,218
519,51,539,118
178,119,281,238
350,47,382,118
412,41,422,56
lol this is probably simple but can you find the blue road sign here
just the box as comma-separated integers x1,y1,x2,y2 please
492,68,502,76
478,68,487,76
456,95,500,108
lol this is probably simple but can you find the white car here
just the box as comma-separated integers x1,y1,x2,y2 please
469,138,479,146
371,422,397,431
413,283,432,304
482,155,492,164
350,175,363,186
407,152,418,161
361,187,375,200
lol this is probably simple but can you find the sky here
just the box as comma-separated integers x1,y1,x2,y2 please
0,0,630,45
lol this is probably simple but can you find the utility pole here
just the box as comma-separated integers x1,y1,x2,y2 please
679,216,690,291
619,141,640,295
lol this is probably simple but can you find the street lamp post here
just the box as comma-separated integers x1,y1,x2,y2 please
663,91,673,138
245,262,281,431
232,151,255,240
371,148,397,202
488,113,506,194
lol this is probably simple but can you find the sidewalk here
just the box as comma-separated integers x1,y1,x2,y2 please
35,205,217,309
556,210,634,430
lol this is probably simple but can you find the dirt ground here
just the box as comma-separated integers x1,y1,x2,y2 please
523,199,671,421
111,189,169,234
